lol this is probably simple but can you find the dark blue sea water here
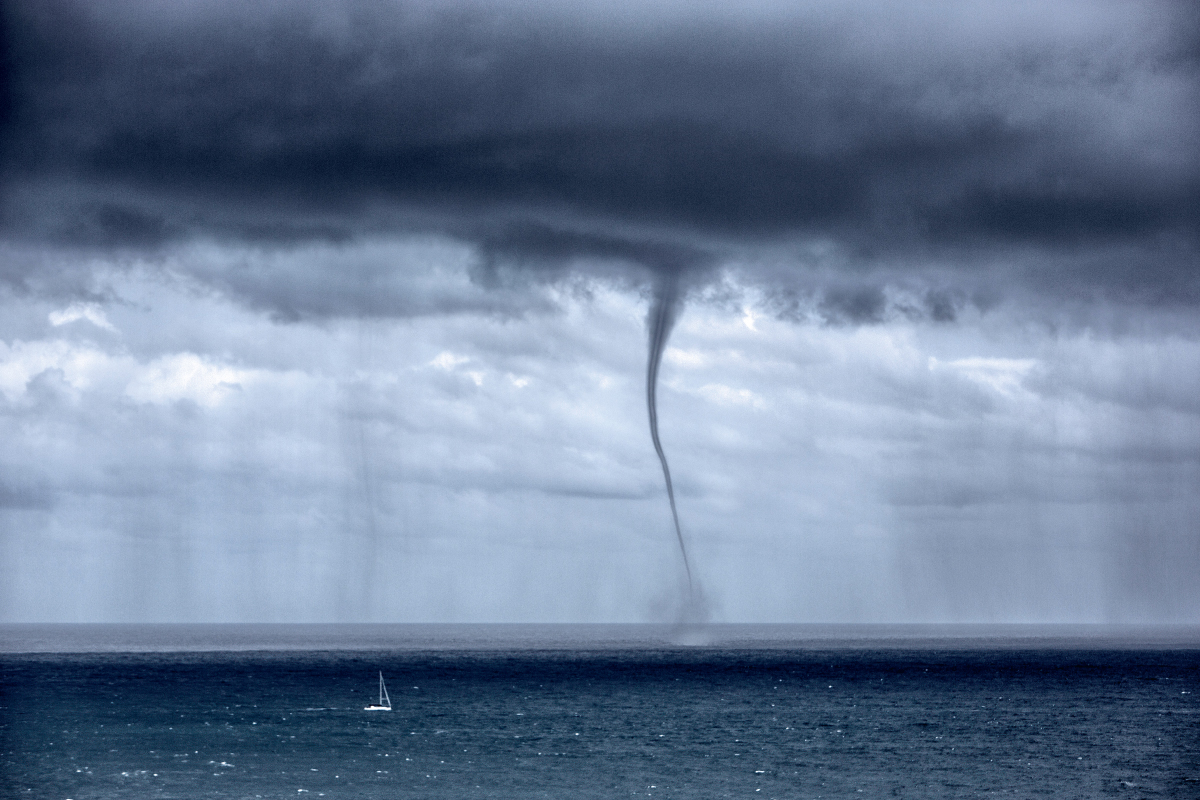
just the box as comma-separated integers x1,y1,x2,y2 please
2,625,1198,799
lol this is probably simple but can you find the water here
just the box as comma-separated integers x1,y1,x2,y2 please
2,625,1198,798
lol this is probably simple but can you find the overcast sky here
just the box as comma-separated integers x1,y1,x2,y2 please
1,0,1197,623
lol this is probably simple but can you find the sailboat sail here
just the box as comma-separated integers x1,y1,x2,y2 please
364,671,392,711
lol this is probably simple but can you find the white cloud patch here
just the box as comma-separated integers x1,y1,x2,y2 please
664,347,708,368
0,338,258,409
931,356,1038,398
0,339,128,401
124,353,254,407
430,351,470,370
48,302,118,333
693,383,768,410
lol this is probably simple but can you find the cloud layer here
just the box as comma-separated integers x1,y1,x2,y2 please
1,262,1197,622
3,0,1197,310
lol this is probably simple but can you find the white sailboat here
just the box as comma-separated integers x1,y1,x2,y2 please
364,671,392,711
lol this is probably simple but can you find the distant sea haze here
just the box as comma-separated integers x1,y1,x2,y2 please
3,623,1200,654
2,624,1198,798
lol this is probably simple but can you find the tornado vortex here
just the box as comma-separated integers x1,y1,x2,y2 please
646,272,693,593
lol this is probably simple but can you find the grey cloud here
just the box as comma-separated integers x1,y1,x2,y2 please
922,289,961,323
0,480,52,510
818,286,888,325
1029,346,1200,415
763,282,973,326
474,223,715,296
183,239,559,322
2,0,1197,315
63,202,178,248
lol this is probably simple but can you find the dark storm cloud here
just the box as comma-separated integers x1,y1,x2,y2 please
476,223,713,287
819,286,888,325
2,0,1198,309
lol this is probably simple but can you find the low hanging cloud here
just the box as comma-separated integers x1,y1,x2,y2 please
1,0,1196,315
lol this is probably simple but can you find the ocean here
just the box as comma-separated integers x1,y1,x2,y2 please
1,625,1197,799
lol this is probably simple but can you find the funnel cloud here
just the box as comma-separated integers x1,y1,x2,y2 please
646,271,693,594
